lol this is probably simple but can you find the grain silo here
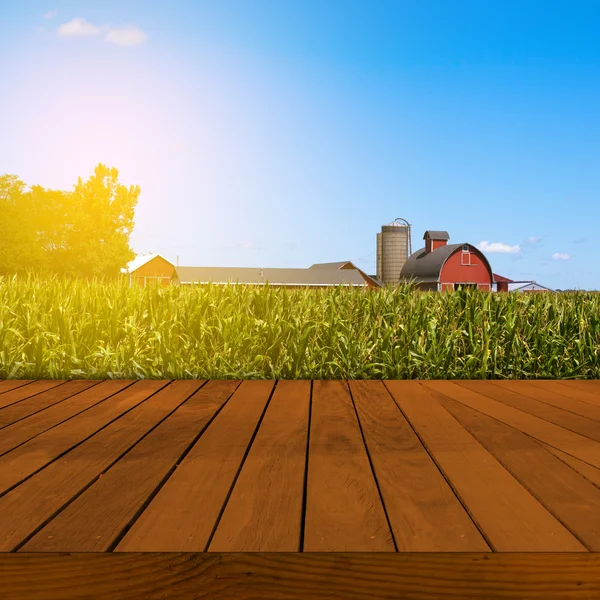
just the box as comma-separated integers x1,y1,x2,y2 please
376,218,412,286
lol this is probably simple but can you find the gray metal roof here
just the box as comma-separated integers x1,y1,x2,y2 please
308,261,380,287
308,261,355,270
400,244,461,282
171,266,370,286
423,231,450,240
508,282,555,292
400,243,494,283
368,276,384,286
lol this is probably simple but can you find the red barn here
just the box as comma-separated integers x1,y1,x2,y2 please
400,230,494,291
493,273,513,292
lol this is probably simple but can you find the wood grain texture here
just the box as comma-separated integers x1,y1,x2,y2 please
208,380,310,552
539,441,600,489
433,388,600,550
0,380,135,456
0,380,65,410
534,380,600,408
0,380,99,428
1,553,600,600
0,380,34,394
559,380,600,397
1,379,600,559
493,380,600,420
19,379,217,552
457,380,600,443
388,380,584,551
426,380,600,470
114,380,275,552
304,380,394,551
0,380,193,551
0,380,169,497
348,379,490,551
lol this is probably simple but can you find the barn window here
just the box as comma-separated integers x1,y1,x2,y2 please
462,245,469,252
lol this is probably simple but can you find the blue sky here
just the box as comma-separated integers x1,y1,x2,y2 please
2,1,600,289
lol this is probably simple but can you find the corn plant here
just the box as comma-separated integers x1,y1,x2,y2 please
0,272,599,379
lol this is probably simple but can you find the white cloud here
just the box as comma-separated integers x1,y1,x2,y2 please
44,9,58,19
106,26,148,46
552,253,571,260
526,235,542,244
478,241,521,253
57,17,101,37
55,18,148,46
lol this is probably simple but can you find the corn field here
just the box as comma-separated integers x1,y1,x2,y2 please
0,273,599,379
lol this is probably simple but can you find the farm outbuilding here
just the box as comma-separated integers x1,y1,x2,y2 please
170,261,380,289
399,231,495,291
493,273,513,292
122,253,175,287
126,219,551,293
508,282,555,293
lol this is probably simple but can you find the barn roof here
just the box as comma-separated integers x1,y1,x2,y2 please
508,282,555,292
308,261,357,270
308,261,380,287
123,253,174,274
171,266,371,287
400,243,493,283
423,230,450,240
400,244,464,283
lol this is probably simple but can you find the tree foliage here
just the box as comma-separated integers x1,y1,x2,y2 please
0,164,139,278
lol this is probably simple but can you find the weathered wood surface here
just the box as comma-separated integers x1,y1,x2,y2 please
1,553,600,600
1,379,600,598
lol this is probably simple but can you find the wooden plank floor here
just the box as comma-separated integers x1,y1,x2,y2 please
2,378,600,598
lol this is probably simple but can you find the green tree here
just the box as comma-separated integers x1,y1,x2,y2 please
0,164,139,278
0,175,46,275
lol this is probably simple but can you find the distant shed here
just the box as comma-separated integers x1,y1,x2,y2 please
124,254,175,287
508,282,555,293
493,273,514,293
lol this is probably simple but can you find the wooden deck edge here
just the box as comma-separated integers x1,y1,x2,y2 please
1,553,599,599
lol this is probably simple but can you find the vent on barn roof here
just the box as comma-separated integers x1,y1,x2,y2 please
423,230,450,254
376,218,412,286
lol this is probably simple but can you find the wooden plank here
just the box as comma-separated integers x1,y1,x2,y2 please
0,380,34,394
2,553,600,600
0,380,203,551
533,380,600,409
457,380,600,443
386,380,585,551
303,380,394,552
492,381,600,421
114,380,275,552
560,379,600,394
348,380,490,551
539,442,600,489
0,380,66,410
0,380,135,456
0,380,169,497
0,380,99,428
426,380,600,471
208,380,310,552
19,380,230,552
432,386,600,550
